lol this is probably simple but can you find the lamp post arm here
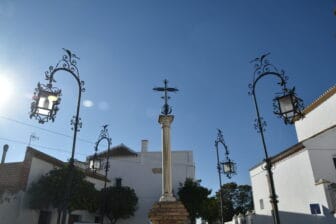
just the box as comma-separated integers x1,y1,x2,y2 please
251,71,288,96
48,67,85,165
250,71,288,158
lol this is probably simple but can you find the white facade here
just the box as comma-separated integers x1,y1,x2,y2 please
250,86,336,224
295,87,336,142
92,141,195,224
0,147,106,224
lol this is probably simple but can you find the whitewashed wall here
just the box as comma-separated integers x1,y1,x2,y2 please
103,150,195,224
0,146,194,224
304,127,336,184
250,127,336,224
0,191,25,224
0,157,60,224
295,91,336,142
0,155,105,224
248,88,336,224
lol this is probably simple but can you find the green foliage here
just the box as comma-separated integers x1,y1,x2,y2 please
200,197,220,224
218,182,253,221
27,166,99,213
178,178,211,224
70,177,99,213
219,182,235,222
103,186,138,224
234,185,253,214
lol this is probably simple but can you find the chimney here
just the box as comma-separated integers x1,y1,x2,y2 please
1,144,9,164
141,140,148,153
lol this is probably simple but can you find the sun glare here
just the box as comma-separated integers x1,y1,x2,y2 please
0,76,13,106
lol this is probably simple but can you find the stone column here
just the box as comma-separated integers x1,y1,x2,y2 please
158,115,176,202
149,114,189,224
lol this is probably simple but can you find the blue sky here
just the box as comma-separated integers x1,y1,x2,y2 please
0,0,335,193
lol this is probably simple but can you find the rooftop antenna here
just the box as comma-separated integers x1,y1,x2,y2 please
28,133,39,147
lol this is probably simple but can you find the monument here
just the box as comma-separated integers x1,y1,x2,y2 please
148,79,189,224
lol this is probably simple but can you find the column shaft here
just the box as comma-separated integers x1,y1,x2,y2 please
159,115,176,202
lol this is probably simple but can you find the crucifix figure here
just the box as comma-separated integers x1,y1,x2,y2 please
153,79,179,115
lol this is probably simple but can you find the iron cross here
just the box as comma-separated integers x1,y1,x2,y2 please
153,79,179,115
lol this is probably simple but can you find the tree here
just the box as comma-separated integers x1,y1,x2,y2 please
234,185,253,214
26,166,99,224
178,178,211,224
103,185,138,224
200,197,220,224
218,182,235,222
217,182,253,221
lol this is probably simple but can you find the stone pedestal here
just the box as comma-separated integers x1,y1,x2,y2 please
148,201,189,224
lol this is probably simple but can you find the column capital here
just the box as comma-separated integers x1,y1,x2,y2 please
158,115,174,127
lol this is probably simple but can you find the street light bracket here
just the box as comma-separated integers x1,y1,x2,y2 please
215,129,236,178
91,124,112,224
248,53,304,125
45,48,85,93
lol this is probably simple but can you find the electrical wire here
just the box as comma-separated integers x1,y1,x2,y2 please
0,115,95,145
0,136,88,157
0,115,195,167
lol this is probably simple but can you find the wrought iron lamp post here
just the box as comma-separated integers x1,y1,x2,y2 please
90,125,112,224
30,48,85,224
215,129,236,224
248,53,304,224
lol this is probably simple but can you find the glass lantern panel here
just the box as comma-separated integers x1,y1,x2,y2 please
223,162,232,173
89,159,101,170
223,161,236,174
37,97,50,109
36,107,51,116
278,94,294,114
36,90,59,116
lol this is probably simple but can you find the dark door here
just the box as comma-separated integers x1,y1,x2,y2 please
38,211,51,224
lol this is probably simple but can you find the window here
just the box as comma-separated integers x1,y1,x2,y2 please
310,203,321,214
38,211,51,224
328,183,336,210
259,199,264,210
116,178,122,187
333,158,336,169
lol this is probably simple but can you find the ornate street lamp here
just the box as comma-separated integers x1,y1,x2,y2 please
215,129,236,224
30,48,85,224
90,153,102,173
30,82,61,123
91,125,112,224
248,53,304,224
274,87,303,124
221,158,236,177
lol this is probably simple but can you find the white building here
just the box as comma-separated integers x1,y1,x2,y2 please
0,147,107,224
0,140,194,224
89,139,195,224
250,86,336,223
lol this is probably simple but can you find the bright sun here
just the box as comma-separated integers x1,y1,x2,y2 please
0,76,13,106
